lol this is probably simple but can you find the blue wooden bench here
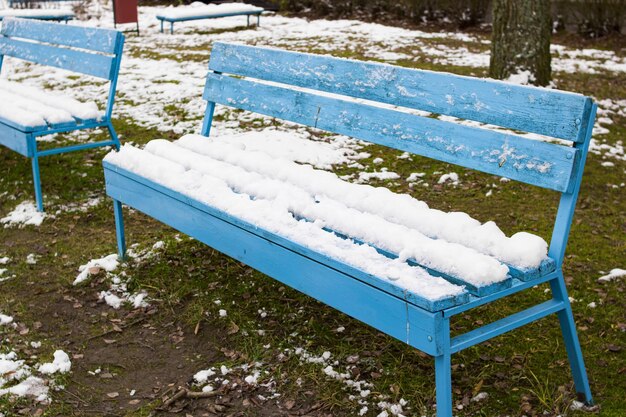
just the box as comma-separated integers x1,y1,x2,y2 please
156,4,263,34
103,42,596,416
0,18,124,212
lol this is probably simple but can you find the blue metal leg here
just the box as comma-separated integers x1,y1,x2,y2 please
31,155,44,212
160,20,164,33
435,317,453,417
170,22,174,35
435,353,453,417
247,15,250,27
113,200,127,260
107,122,121,150
550,274,593,404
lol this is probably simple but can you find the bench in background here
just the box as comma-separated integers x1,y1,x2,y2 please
156,3,263,34
0,18,124,211
103,42,596,417
0,9,74,22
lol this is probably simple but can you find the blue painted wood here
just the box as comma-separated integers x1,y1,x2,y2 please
550,272,593,404
105,43,596,417
442,272,559,318
0,17,125,211
0,122,30,156
103,162,469,313
450,298,565,353
1,18,120,54
434,319,452,417
113,199,126,260
204,72,579,192
31,155,43,211
331,230,512,297
208,42,592,142
509,257,556,281
0,14,73,22
549,104,598,266
156,9,262,34
104,166,444,355
156,9,262,23
0,37,115,80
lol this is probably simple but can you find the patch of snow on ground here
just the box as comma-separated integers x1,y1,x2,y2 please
38,350,72,375
597,268,626,282
291,347,408,415
357,170,401,183
0,313,14,326
73,254,119,285
26,254,39,265
438,172,459,185
1,202,46,228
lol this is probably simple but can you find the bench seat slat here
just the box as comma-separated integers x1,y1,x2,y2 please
156,10,263,23
104,162,469,313
0,37,115,80
204,73,579,192
0,122,30,156
142,138,514,293
1,18,119,54
208,42,592,142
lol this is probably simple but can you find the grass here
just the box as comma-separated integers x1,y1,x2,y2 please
0,16,625,417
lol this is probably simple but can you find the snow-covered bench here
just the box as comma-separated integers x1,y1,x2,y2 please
103,42,597,416
0,9,74,22
0,18,124,211
156,2,264,34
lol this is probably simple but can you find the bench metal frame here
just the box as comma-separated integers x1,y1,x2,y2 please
156,10,262,34
0,18,125,211
105,42,596,416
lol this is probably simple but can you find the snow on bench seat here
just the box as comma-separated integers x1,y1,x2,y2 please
104,135,554,299
156,3,263,21
0,80,102,131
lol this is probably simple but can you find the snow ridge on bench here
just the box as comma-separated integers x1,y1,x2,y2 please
105,134,552,297
175,134,549,270
0,80,102,128
105,144,467,303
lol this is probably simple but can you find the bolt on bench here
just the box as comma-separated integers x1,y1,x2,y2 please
0,18,124,211
103,42,596,416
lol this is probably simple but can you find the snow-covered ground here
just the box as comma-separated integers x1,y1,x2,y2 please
0,3,624,164
0,3,624,412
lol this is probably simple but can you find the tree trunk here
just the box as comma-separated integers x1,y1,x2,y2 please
489,0,552,86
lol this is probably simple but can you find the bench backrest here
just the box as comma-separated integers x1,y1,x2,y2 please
201,42,597,265
0,17,123,80
0,17,125,119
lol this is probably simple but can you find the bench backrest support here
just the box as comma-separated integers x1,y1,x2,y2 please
201,42,597,268
0,18,125,120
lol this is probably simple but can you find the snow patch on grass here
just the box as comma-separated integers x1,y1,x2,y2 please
1,202,46,228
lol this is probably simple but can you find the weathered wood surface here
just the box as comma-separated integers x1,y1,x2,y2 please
0,38,115,80
208,42,592,142
204,72,579,192
1,18,120,54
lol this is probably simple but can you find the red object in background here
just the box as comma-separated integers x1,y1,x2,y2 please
113,0,139,31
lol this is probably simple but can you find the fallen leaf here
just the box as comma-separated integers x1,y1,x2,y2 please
107,392,119,398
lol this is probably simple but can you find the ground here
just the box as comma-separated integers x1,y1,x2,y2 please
0,3,625,417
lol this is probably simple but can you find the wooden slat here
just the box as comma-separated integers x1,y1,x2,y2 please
157,10,263,23
0,122,31,156
1,17,120,54
0,38,115,80
208,42,593,142
104,162,470,313
203,73,579,192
